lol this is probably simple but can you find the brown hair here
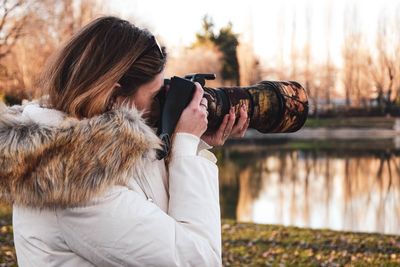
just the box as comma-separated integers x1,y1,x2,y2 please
39,16,166,119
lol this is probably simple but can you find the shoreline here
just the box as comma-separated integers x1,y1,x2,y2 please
243,127,400,140
219,127,400,152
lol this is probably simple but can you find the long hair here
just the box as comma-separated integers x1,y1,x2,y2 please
39,16,166,119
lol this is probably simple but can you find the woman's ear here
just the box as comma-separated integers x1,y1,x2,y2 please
106,83,122,111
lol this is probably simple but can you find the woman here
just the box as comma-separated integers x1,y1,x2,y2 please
0,16,249,266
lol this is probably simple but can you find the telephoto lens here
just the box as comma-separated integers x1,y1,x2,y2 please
199,79,308,133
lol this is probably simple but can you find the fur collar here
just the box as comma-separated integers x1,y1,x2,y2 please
0,102,161,209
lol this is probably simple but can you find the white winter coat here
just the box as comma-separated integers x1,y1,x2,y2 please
0,102,222,266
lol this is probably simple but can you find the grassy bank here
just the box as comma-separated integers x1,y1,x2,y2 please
0,204,14,267
222,220,400,266
1,205,399,266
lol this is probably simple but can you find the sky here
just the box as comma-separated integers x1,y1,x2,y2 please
106,0,399,68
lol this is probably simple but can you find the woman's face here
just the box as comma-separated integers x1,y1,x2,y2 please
116,71,165,123
132,71,165,113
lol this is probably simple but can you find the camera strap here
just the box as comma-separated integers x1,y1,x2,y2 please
156,77,196,160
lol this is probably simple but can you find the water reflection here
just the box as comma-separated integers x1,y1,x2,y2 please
217,142,400,235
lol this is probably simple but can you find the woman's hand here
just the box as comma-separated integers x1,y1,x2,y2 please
174,82,208,137
201,104,250,146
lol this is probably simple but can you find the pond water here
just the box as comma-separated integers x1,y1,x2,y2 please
215,136,400,235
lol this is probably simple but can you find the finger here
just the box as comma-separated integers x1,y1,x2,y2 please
214,113,230,140
188,82,204,108
242,118,250,131
232,120,250,138
223,107,236,138
202,107,209,117
238,118,250,137
231,105,248,134
200,98,208,111
200,97,208,106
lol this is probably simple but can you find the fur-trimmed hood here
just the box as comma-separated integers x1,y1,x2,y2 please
0,101,162,209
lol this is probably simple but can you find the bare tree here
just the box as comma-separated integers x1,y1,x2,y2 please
276,3,286,80
302,3,317,114
323,0,334,107
394,5,400,105
46,0,102,42
290,9,298,79
0,0,31,61
237,41,261,86
0,0,103,99
368,13,398,110
341,4,371,108
165,45,224,87
342,32,371,108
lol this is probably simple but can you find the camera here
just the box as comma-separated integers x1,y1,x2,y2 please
152,73,309,159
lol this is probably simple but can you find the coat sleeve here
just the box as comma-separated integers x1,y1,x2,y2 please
168,132,222,263
57,133,221,267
